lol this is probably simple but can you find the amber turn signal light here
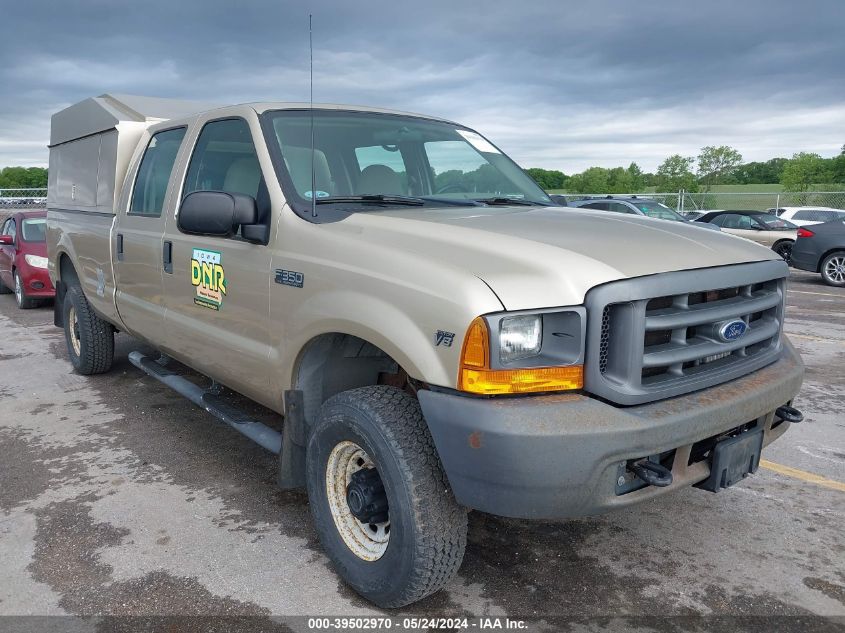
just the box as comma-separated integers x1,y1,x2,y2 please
458,317,584,395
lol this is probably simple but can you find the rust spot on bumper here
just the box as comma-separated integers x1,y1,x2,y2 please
468,431,482,449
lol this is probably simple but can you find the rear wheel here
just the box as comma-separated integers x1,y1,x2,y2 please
820,251,845,287
306,385,467,608
773,240,793,263
0,275,11,294
14,271,38,309
63,284,114,374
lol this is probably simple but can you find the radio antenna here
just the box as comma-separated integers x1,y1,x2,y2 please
309,13,317,218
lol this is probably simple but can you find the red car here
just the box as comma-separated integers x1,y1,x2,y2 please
0,210,55,309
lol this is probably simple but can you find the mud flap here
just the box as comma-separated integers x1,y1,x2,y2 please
278,389,307,489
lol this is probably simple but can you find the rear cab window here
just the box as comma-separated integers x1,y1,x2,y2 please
130,127,187,217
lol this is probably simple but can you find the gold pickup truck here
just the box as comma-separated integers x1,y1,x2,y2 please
46,94,804,608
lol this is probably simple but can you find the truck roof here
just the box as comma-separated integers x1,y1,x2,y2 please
51,94,456,147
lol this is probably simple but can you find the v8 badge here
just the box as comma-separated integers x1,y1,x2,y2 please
435,330,455,347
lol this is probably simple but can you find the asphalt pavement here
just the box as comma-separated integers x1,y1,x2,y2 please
0,270,843,632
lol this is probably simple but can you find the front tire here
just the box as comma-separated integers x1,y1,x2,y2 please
14,271,38,309
306,385,467,608
820,251,845,287
63,284,114,374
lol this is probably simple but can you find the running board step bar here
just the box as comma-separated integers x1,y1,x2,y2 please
128,351,282,454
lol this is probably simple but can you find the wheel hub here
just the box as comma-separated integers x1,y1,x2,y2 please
346,468,389,524
325,440,391,561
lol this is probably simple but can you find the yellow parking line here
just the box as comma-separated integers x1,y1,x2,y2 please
788,290,845,298
760,459,845,492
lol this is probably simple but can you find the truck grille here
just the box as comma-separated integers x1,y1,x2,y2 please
585,261,788,406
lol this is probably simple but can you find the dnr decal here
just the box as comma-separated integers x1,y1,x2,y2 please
191,248,226,310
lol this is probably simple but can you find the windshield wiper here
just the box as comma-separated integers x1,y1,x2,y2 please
418,197,484,207
475,197,548,207
315,194,425,206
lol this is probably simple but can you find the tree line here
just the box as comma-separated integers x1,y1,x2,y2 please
527,145,845,193
4,146,845,194
0,166,48,189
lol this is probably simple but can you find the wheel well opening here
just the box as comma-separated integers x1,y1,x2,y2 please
292,333,409,429
59,254,79,286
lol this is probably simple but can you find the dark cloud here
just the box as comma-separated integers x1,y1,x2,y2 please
2,0,844,171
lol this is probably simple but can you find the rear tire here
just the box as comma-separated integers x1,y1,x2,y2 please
14,271,38,309
0,276,11,294
820,251,845,287
63,284,114,374
306,385,467,608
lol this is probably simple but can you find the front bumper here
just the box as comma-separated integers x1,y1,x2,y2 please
418,338,804,520
17,259,55,298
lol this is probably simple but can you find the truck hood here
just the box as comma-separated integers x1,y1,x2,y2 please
342,206,781,310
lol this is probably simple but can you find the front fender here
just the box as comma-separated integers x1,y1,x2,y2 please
270,278,503,399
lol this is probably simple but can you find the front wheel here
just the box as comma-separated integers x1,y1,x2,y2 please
14,271,38,309
306,385,467,608
820,251,845,287
773,240,793,263
63,284,115,374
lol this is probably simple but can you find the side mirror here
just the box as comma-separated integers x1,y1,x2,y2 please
178,191,263,241
0,235,12,245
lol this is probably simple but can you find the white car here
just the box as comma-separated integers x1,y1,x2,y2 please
768,206,845,226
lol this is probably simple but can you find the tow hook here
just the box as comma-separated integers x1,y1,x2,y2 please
630,460,673,487
346,468,389,524
776,405,803,423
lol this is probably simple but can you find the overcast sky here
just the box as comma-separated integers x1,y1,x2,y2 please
2,0,844,173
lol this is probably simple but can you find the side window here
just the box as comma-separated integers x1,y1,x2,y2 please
184,118,262,199
582,202,609,211
129,127,187,217
0,219,8,235
7,219,16,240
736,215,755,229
608,202,635,214
793,211,814,221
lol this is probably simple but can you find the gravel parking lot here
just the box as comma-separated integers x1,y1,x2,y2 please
0,270,843,631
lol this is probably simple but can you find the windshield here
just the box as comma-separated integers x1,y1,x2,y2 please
21,218,46,242
631,200,687,222
754,214,797,230
262,110,551,212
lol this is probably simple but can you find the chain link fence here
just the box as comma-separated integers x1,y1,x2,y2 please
559,190,845,216
0,188,48,209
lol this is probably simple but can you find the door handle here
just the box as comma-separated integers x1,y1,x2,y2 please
116,233,124,261
163,240,173,274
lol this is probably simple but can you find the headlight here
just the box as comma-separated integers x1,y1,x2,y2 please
499,315,541,363
458,309,586,395
25,254,48,269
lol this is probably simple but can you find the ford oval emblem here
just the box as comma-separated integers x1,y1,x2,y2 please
718,319,748,342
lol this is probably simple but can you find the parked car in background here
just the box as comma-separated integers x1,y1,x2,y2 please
695,210,798,261
569,196,720,230
790,220,845,287
0,210,55,308
679,210,707,221
549,194,569,206
767,207,845,226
